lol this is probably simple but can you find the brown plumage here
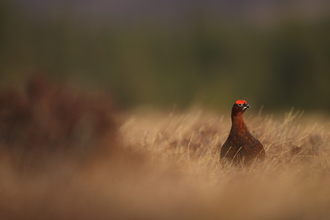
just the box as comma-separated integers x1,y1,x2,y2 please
220,100,265,165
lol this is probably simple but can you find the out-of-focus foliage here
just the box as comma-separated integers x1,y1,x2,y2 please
1,1,330,111
0,75,118,159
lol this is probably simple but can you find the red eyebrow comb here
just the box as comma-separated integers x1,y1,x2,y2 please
235,100,247,105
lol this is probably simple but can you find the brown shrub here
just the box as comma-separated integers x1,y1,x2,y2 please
0,75,118,159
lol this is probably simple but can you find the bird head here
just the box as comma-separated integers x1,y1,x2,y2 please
232,100,250,114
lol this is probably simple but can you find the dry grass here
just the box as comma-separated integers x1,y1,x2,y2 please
118,109,330,220
1,77,330,219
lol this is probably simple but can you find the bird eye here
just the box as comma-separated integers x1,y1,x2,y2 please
238,103,242,107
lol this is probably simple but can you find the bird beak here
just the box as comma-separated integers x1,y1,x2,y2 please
242,104,250,110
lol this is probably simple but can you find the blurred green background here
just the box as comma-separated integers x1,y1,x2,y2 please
1,0,330,112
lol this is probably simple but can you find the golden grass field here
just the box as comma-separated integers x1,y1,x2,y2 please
1,77,330,219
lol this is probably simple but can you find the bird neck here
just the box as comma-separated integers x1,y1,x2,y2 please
231,113,248,133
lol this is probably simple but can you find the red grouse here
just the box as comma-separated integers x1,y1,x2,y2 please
220,100,265,165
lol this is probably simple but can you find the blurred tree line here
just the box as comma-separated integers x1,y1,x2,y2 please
1,1,330,112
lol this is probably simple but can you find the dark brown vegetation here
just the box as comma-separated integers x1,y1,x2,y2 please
220,100,265,165
0,75,118,164
1,77,330,219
